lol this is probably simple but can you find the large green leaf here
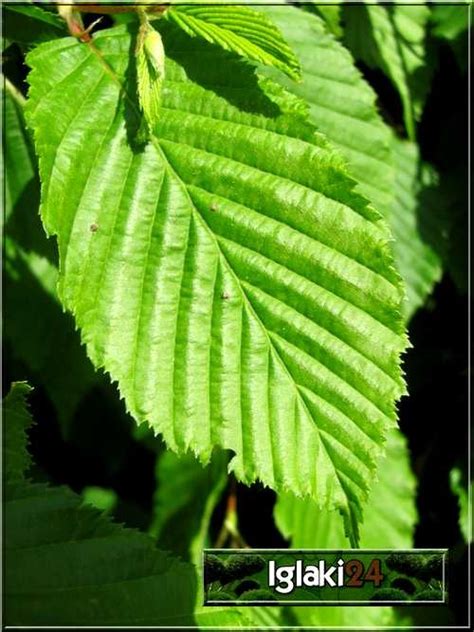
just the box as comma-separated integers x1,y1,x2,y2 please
261,6,442,319
275,428,417,627
164,4,301,80
26,21,407,541
344,3,431,140
4,382,197,626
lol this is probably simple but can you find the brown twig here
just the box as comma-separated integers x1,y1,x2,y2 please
74,4,168,15
214,478,249,549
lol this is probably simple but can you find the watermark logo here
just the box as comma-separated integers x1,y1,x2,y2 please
268,557,384,593
203,549,447,605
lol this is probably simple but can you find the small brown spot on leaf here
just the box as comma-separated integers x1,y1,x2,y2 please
210,203,218,212
90,223,99,233
221,291,230,300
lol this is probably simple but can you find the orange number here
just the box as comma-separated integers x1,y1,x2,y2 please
345,559,364,587
364,558,384,587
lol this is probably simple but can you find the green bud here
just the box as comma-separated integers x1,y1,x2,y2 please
136,23,165,137
144,28,165,78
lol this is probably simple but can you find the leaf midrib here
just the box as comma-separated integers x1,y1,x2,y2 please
154,137,337,497
85,32,398,293
154,137,373,537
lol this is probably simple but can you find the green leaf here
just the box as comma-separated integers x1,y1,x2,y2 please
3,79,55,262
26,22,407,542
304,1,342,38
450,468,472,543
435,170,468,293
292,603,410,629
4,4,64,47
4,239,99,433
136,21,165,134
4,382,34,481
275,428,417,628
344,3,431,140
275,428,417,549
81,486,118,513
260,6,442,319
5,481,197,626
431,4,470,42
151,450,227,564
4,385,197,626
3,85,98,432
4,80,36,222
195,607,260,628
164,4,301,80
258,5,394,222
3,384,280,627
293,604,403,628
431,4,469,72
390,138,442,316
195,604,283,628
150,450,285,626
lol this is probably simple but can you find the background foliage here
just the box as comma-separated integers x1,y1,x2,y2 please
3,1,470,628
